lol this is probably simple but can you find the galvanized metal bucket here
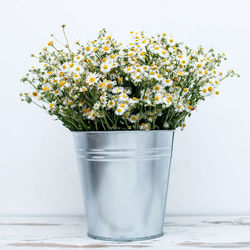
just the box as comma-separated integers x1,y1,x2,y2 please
73,130,174,242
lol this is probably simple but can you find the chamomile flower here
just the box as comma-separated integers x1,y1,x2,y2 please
124,66,134,74
129,114,139,123
80,86,88,92
74,65,83,74
73,74,80,80
86,72,99,86
119,92,129,101
75,55,83,62
93,102,101,110
107,100,115,109
112,87,124,94
139,123,150,130
101,63,112,73
21,28,238,131
115,107,126,115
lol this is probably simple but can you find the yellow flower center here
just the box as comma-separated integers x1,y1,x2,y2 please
103,46,109,51
197,64,202,68
100,82,105,88
70,63,74,68
43,86,49,91
48,41,53,46
120,103,125,108
48,71,53,75
155,96,160,101
202,89,207,93
75,66,81,71
208,86,213,92
59,72,63,77
117,108,122,113
86,46,90,51
89,77,95,83
49,103,54,108
183,88,188,92
59,81,66,87
103,65,108,69
32,92,38,96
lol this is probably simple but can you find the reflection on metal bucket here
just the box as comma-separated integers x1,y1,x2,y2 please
73,130,174,242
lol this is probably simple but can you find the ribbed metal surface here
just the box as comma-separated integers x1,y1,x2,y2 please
73,130,174,241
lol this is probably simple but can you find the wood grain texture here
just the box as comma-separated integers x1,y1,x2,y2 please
0,216,250,250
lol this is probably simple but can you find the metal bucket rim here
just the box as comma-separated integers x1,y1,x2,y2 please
71,130,175,134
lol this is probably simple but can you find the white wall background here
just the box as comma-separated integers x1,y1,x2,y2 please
0,0,250,216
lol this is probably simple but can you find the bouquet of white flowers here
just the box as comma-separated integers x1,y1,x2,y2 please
20,25,239,131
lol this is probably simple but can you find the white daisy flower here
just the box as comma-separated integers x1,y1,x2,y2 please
61,63,68,72
107,100,115,109
119,93,129,101
153,84,163,92
129,114,139,123
139,123,150,130
163,97,172,107
124,66,134,74
74,65,83,74
100,95,107,104
73,73,80,80
112,87,124,94
115,107,126,115
118,103,128,110
100,63,112,73
163,122,169,129
154,93,163,104
75,55,83,62
129,97,139,104
132,73,142,82
102,44,111,53
93,102,101,110
80,86,88,92
86,72,100,86
163,79,172,87
87,110,95,120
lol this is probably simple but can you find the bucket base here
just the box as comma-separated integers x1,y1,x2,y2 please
88,232,164,242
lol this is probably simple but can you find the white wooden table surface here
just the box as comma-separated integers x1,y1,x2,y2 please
0,216,250,250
